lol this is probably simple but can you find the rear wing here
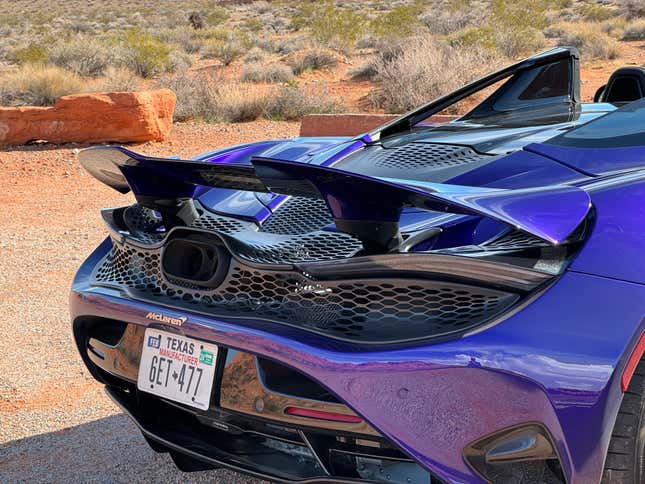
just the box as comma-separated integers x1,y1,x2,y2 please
79,146,591,253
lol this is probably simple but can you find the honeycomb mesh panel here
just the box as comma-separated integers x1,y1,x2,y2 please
122,206,165,244
237,231,363,264
93,243,519,343
190,210,250,234
261,197,333,235
94,244,162,290
372,143,490,170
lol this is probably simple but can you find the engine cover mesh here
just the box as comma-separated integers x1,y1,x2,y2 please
372,143,490,170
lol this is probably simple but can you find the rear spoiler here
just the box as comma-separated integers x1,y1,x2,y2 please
79,146,591,253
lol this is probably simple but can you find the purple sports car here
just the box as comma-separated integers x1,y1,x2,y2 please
71,47,645,483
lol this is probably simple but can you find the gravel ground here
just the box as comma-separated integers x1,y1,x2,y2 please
0,121,299,482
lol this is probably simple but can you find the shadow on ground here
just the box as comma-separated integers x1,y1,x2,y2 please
0,413,262,483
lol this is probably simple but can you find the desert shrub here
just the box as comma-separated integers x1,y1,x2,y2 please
287,47,338,75
168,50,193,72
253,1,272,14
96,66,143,92
623,20,645,40
489,0,549,57
276,37,306,55
161,72,269,122
370,3,424,39
494,28,546,58
244,47,266,64
118,29,170,78
449,0,548,58
247,34,275,52
48,36,111,77
492,0,548,31
600,18,627,39
348,62,378,80
158,26,203,54
294,1,364,51
369,36,495,113
617,0,645,20
0,64,84,106
241,63,294,83
202,39,245,65
421,8,471,35
449,27,496,50
555,23,620,59
206,7,230,26
11,43,47,64
264,84,343,120
219,87,269,122
242,18,263,32
188,11,206,30
576,3,615,22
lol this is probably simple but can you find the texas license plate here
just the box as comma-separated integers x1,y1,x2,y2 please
137,328,218,410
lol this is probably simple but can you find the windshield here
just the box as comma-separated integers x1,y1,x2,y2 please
546,97,645,148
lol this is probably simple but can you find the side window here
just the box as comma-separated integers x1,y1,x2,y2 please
518,59,570,100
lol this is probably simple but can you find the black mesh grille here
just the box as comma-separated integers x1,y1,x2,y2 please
484,230,548,250
121,206,165,244
372,143,490,170
191,210,249,234
236,231,362,264
93,243,518,343
261,197,333,235
119,205,251,244
114,203,359,264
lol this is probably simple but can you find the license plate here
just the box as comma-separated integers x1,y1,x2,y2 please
137,328,218,410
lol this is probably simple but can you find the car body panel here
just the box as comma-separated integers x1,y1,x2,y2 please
71,257,645,482
71,48,645,483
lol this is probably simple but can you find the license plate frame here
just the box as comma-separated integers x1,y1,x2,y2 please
137,328,218,410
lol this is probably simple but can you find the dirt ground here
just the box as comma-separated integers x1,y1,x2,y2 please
0,121,299,482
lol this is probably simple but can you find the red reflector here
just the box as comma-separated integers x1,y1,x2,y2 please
622,332,645,392
285,406,363,424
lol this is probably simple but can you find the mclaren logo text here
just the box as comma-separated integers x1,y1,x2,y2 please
145,312,187,327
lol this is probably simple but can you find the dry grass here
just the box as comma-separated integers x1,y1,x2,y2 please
48,36,111,77
369,36,496,113
264,84,343,120
0,0,638,121
201,38,245,65
287,47,338,75
553,22,621,59
95,66,143,92
241,63,294,83
623,19,645,40
163,72,342,123
0,64,85,106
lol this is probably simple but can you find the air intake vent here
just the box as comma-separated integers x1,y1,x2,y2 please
372,143,490,170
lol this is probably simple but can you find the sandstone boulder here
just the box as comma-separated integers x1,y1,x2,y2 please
0,89,176,146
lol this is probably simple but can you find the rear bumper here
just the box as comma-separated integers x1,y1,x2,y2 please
105,386,403,484
71,240,645,483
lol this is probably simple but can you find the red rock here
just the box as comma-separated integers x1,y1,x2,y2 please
299,113,458,137
0,89,176,146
